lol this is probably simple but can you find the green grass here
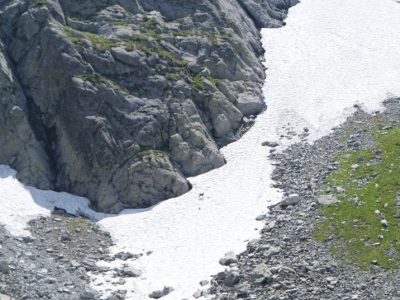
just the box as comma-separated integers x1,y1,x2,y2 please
64,26,117,52
77,73,129,93
189,73,205,90
313,123,400,269
66,218,91,232
165,73,180,81
141,18,159,27
33,0,47,6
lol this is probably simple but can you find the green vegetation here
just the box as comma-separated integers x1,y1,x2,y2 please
9,86,16,95
66,217,91,232
207,76,222,85
64,26,117,52
141,18,159,27
77,73,129,93
313,123,400,269
190,73,205,90
165,73,180,81
33,0,47,6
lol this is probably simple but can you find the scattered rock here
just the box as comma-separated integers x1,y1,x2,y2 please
318,195,338,205
279,194,300,206
262,141,279,147
219,251,238,266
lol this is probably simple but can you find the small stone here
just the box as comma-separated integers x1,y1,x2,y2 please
199,280,209,286
123,266,142,277
149,290,164,299
193,290,202,298
216,271,226,280
223,270,240,287
303,127,309,132
219,251,238,266
0,261,10,274
336,187,345,194
318,195,338,205
250,263,273,284
261,141,279,147
280,194,300,206
163,286,174,296
351,164,359,169
255,214,266,221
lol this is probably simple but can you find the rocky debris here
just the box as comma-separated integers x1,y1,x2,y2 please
0,215,113,299
0,0,297,213
209,99,400,299
219,251,238,266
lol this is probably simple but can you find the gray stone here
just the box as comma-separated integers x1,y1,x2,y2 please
193,290,203,298
318,195,338,205
163,286,174,296
0,261,9,274
223,270,241,287
262,141,279,147
199,280,209,286
250,263,273,284
236,92,264,116
219,251,238,266
149,290,164,299
280,194,300,206
123,266,142,277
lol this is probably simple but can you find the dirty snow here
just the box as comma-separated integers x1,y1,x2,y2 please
1,0,400,299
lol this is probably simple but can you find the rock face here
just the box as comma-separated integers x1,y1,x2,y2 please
0,0,297,212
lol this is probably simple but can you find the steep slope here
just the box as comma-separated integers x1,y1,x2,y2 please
0,0,297,212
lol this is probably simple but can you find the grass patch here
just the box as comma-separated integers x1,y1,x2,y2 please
165,73,180,81
189,73,204,90
66,218,91,232
77,73,129,93
33,0,47,6
64,26,117,52
141,18,159,27
313,123,400,269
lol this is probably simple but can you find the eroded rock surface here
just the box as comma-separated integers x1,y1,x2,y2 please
0,0,297,212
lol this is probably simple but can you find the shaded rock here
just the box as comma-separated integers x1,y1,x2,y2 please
219,251,238,266
280,194,300,206
122,266,142,277
250,263,273,284
223,270,241,287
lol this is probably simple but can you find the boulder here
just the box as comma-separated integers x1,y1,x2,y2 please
280,194,300,206
219,251,238,266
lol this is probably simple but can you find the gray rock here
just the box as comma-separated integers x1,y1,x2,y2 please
219,251,238,265
163,286,174,296
149,290,164,299
223,270,241,287
123,266,142,277
0,261,9,274
250,263,273,284
193,290,203,298
236,92,264,116
280,194,300,206
262,141,279,147
199,280,209,286
318,195,338,205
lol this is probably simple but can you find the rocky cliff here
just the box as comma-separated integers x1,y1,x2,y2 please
0,0,297,213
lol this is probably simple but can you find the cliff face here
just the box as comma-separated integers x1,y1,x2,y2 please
0,0,297,213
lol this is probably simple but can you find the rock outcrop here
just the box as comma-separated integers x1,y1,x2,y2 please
0,0,297,212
